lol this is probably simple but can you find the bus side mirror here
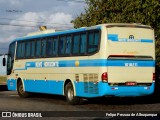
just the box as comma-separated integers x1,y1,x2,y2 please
3,57,6,66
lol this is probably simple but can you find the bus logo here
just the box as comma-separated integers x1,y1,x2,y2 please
129,35,134,39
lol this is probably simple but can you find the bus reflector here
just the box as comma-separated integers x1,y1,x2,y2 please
102,72,108,82
153,73,155,82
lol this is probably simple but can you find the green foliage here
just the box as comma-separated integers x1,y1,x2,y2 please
72,0,160,63
0,76,7,85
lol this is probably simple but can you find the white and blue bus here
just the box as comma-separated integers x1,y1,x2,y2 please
5,23,155,104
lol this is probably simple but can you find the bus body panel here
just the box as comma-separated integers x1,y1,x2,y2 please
106,27,155,84
107,27,155,57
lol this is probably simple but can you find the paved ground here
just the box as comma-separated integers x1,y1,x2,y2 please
0,90,160,120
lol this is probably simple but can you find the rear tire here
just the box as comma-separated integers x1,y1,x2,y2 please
65,82,80,105
17,80,30,98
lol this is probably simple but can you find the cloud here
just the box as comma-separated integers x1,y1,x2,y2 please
1,35,17,43
0,11,73,44
0,0,85,48
10,12,45,31
10,11,73,30
10,0,21,6
0,0,21,6
48,12,73,29
52,1,86,18
0,0,5,3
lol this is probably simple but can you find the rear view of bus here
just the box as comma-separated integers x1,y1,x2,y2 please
102,24,155,97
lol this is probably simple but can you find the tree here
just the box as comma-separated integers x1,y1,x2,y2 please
72,0,160,59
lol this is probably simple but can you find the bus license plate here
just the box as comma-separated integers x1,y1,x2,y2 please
125,82,137,86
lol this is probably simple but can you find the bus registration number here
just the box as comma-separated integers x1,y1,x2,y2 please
125,82,137,86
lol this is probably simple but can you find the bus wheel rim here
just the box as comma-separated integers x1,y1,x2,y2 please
19,85,24,94
68,89,74,101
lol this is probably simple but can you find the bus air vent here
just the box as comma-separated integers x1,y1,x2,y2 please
83,74,99,94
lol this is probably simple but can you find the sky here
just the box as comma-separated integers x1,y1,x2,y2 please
0,0,86,54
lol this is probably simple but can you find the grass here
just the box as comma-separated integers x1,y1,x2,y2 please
0,76,7,85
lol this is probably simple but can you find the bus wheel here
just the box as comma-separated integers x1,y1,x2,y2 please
17,80,30,98
65,82,80,105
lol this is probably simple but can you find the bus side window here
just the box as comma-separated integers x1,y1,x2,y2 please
46,38,53,57
59,36,66,55
95,31,100,45
72,34,80,55
53,37,58,56
26,41,31,58
16,42,22,59
41,39,46,57
31,41,35,57
36,40,41,57
21,42,25,58
65,35,71,55
80,33,86,54
88,31,99,53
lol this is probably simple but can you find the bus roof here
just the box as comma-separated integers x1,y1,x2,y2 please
104,23,152,29
11,23,152,43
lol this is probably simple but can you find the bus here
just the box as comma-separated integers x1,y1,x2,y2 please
4,23,155,104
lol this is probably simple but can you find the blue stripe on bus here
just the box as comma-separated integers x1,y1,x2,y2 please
141,39,153,43
14,59,155,71
107,34,118,41
7,79,17,91
7,79,155,97
24,80,64,95
7,79,64,95
108,34,153,43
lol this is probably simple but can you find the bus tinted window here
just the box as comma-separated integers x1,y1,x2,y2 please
26,42,31,57
53,37,58,56
7,42,16,75
65,35,71,54
59,36,66,55
15,29,100,59
10,42,15,58
16,42,21,58
31,41,35,57
88,31,99,53
46,38,53,56
73,34,80,54
80,33,86,54
42,39,46,57
95,31,99,45
21,42,25,58
36,40,41,57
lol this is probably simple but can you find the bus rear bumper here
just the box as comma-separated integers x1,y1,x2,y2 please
99,82,155,97
75,81,155,98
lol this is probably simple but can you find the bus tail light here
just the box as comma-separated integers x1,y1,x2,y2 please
102,72,108,82
153,73,155,82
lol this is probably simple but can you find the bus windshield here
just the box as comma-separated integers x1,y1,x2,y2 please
7,42,15,75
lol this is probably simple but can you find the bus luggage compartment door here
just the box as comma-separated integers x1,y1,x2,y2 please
107,57,154,85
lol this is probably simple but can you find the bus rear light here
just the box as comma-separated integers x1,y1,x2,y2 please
153,73,155,82
101,72,108,82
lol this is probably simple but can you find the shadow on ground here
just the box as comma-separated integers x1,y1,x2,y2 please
0,85,8,91
26,91,160,106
